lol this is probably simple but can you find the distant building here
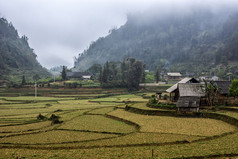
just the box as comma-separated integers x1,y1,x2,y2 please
66,72,93,80
177,83,205,112
166,77,199,102
165,72,182,80
211,76,219,81
199,76,219,82
82,75,91,80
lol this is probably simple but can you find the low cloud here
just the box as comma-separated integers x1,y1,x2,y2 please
0,0,237,68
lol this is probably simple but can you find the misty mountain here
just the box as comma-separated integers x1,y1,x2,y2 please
0,18,50,82
75,7,238,75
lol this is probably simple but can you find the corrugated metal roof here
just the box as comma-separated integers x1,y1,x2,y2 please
178,83,205,97
166,77,196,93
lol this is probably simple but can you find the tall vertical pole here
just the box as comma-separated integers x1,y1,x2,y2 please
35,82,37,99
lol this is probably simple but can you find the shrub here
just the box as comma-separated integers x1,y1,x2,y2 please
48,114,60,121
149,96,157,104
48,114,63,125
146,102,176,109
51,118,63,125
229,79,238,97
163,94,168,100
37,113,46,120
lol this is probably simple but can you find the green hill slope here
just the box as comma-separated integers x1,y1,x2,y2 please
0,18,50,82
75,7,238,76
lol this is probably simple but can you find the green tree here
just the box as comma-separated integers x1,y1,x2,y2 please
140,64,146,83
33,74,40,82
221,56,228,66
127,60,143,90
155,68,160,83
61,66,67,81
21,75,26,86
229,79,238,96
102,62,109,83
145,72,154,83
88,64,102,74
121,60,127,82
99,67,103,84
111,62,118,81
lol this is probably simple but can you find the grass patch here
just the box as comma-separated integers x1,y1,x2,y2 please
108,109,237,136
0,130,118,144
53,132,203,148
0,88,238,159
87,107,115,115
215,111,238,120
0,121,51,133
59,115,136,134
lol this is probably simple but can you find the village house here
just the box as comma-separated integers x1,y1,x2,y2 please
176,83,206,112
66,72,93,80
164,72,182,81
166,77,199,102
212,81,232,105
166,78,235,107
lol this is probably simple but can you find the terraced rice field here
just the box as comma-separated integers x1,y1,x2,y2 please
108,109,236,136
0,88,238,158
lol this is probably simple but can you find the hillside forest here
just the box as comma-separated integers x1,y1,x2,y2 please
75,7,238,79
0,18,50,83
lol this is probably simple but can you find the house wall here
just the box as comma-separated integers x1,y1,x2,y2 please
169,89,179,102
165,76,181,80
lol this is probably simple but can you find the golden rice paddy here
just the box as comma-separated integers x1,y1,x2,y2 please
0,88,237,158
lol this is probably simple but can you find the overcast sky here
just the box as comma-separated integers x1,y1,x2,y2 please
0,0,237,69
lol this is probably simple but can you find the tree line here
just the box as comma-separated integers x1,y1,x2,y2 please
96,58,145,90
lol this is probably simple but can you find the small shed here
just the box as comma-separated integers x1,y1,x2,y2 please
166,77,199,102
177,83,205,112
